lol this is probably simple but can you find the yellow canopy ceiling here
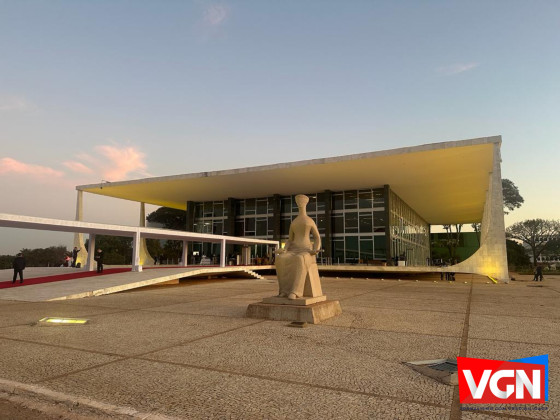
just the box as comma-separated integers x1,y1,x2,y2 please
77,136,500,225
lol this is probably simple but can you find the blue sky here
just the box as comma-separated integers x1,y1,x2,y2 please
1,1,559,254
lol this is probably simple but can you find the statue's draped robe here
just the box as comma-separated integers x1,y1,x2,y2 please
275,216,322,298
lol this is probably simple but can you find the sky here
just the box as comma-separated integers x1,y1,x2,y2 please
1,1,559,254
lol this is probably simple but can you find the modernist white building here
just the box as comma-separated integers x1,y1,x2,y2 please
74,136,509,281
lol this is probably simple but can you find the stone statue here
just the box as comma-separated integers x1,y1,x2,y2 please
275,194,323,299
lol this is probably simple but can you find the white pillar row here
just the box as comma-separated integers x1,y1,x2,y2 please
132,230,142,272
220,239,226,268
73,190,88,267
86,233,96,272
182,240,189,267
138,202,154,265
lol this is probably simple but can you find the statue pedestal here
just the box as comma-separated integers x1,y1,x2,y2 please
246,297,342,324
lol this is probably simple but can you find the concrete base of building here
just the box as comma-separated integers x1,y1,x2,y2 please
246,299,342,324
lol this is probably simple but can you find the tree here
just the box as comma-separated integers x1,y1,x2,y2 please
439,224,463,262
506,219,560,266
146,207,186,230
0,246,69,269
506,239,531,269
502,179,524,214
85,236,133,265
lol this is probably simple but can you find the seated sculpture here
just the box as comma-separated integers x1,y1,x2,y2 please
275,194,323,300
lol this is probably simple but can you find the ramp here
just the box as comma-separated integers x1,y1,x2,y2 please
0,266,269,302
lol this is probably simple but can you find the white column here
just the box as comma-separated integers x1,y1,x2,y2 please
86,234,96,271
220,239,226,267
138,202,154,265
182,240,189,267
73,190,88,267
132,230,142,272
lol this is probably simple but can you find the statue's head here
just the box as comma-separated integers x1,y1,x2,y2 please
295,194,309,208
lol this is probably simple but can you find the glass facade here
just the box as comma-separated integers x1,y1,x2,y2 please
188,186,431,266
388,190,430,266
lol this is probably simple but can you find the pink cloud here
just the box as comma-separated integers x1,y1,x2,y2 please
62,161,94,174
0,157,64,178
94,145,150,181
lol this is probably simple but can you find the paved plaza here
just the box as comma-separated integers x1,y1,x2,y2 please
0,270,558,419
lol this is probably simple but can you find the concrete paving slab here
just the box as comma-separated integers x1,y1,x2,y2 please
0,301,122,328
41,358,450,419
0,310,260,356
145,321,458,405
469,313,560,345
340,294,469,313
147,297,262,318
0,338,121,383
322,305,465,337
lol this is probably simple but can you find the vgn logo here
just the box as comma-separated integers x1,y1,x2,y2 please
458,355,549,404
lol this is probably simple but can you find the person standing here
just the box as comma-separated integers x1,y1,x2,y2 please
534,264,543,281
71,247,80,267
94,249,104,273
12,253,25,284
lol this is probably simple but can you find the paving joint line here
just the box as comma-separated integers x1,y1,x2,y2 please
133,356,451,410
450,281,473,420
31,320,266,385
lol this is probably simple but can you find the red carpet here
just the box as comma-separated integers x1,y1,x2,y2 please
0,268,131,289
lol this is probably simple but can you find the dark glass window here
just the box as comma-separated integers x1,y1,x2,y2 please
332,193,343,210
245,199,256,215
281,217,291,236
214,203,223,217
359,191,373,209
345,236,359,262
333,214,344,234
344,191,357,209
333,239,344,264
256,218,267,236
345,212,358,233
194,204,203,218
281,197,291,214
256,199,268,215
307,195,317,213
374,236,387,259
373,211,386,232
373,189,385,206
359,212,372,233
245,217,255,233
360,238,374,261
235,220,244,236
235,200,245,216
317,215,326,233
316,193,326,212
203,202,213,217
213,221,223,235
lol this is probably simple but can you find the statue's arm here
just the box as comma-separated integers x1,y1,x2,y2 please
310,224,321,255
277,225,294,254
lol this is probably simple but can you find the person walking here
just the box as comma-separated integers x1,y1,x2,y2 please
71,247,80,267
12,253,25,284
94,249,104,273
